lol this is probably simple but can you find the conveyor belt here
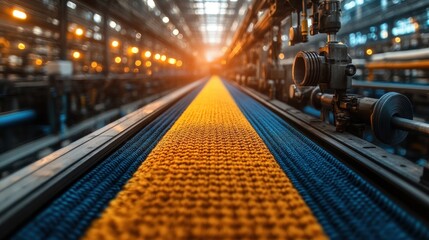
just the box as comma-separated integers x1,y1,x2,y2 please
13,76,429,239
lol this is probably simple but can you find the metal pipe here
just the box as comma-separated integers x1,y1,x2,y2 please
391,117,429,136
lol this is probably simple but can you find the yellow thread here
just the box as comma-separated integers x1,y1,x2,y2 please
83,76,326,239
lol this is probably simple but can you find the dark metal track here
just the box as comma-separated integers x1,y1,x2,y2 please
0,80,203,239
234,82,429,225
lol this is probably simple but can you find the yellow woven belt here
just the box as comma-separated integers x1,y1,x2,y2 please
83,76,326,239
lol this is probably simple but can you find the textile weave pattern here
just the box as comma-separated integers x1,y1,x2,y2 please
83,76,326,239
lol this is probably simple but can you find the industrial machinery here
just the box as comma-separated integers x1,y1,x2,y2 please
0,0,428,239
224,0,429,148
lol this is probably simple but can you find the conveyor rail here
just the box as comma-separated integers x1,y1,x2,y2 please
0,76,428,239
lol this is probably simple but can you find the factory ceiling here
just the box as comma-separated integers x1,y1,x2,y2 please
124,0,252,61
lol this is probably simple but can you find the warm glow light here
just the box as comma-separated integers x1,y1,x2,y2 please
111,40,119,48
154,54,161,60
91,61,98,68
278,53,285,60
135,60,142,66
176,60,183,67
18,43,26,50
145,61,152,67
161,55,167,61
144,51,151,58
366,49,373,56
168,58,176,65
114,56,122,63
12,9,27,20
35,59,43,66
394,37,401,43
124,67,130,73
95,66,103,72
75,28,84,36
72,51,81,59
131,47,139,54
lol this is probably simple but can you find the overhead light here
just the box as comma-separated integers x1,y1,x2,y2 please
154,53,161,60
131,47,139,54
161,55,167,61
168,58,176,65
93,14,102,23
111,40,119,47
145,61,152,67
147,0,156,9
33,26,43,35
12,9,27,20
172,29,179,36
176,60,183,67
114,56,121,63
109,21,116,28
18,43,26,50
73,51,81,59
135,60,142,66
75,28,84,36
366,49,373,55
67,1,76,9
162,17,169,23
144,51,152,58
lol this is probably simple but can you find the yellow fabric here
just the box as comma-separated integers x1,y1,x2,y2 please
83,76,326,239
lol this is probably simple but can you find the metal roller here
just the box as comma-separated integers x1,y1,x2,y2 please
371,92,413,145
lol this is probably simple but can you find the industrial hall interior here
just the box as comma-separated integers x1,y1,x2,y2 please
1,0,429,239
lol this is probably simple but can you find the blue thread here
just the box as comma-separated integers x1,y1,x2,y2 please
12,83,205,240
225,80,429,240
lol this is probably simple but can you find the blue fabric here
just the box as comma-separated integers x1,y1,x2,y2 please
13,83,205,240
225,81,429,240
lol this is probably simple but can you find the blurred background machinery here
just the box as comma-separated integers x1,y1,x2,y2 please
224,0,429,166
0,0,206,173
0,0,429,238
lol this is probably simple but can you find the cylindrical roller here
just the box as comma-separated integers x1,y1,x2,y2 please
391,117,429,136
371,92,413,145
292,51,322,86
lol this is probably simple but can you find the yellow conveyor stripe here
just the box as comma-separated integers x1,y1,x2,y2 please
83,76,326,239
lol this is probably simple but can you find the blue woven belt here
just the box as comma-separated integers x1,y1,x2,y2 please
12,84,204,240
224,80,429,240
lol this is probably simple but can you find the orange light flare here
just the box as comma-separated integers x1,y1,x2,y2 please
131,47,139,54
168,58,176,65
12,9,27,20
72,51,81,59
75,28,84,36
366,49,373,56
18,43,26,50
111,40,119,48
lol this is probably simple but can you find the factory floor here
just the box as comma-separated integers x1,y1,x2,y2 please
13,77,429,239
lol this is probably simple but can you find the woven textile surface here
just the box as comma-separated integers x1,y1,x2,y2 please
82,76,326,239
12,82,205,240
225,80,429,240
